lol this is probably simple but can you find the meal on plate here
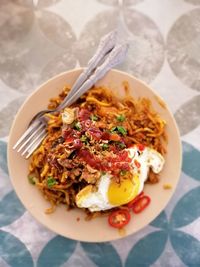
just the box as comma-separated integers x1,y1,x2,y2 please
28,84,167,228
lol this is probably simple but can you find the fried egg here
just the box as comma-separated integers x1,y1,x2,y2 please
75,146,165,212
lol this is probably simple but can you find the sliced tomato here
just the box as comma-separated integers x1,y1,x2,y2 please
108,209,131,228
127,192,144,209
132,195,151,214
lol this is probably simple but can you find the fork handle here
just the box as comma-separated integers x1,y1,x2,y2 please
59,42,129,109
64,30,117,102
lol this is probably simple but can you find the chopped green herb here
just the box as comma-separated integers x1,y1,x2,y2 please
74,121,81,131
47,176,57,188
101,171,107,176
110,126,117,133
117,114,125,122
116,126,127,136
110,126,127,136
90,114,98,121
120,170,127,176
102,143,109,150
80,135,88,144
117,142,126,149
28,175,37,185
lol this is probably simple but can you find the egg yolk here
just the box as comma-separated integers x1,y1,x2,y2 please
108,174,140,205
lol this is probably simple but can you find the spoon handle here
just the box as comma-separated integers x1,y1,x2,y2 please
62,42,129,108
64,30,118,102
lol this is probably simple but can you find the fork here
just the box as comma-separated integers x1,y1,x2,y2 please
13,32,129,159
29,30,118,124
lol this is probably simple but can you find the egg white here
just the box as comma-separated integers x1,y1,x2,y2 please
76,173,115,212
76,146,165,212
128,146,165,194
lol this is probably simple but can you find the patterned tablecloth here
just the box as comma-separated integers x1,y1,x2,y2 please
0,0,200,266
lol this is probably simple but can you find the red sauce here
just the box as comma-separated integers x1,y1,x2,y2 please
87,127,102,141
62,109,132,174
63,128,81,140
78,149,131,173
72,139,83,149
101,132,110,140
138,144,145,151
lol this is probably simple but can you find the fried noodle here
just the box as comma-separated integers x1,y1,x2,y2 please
28,85,167,218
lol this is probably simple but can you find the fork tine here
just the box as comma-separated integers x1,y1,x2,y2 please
21,128,46,156
25,132,47,159
13,120,41,150
17,123,44,152
29,110,50,126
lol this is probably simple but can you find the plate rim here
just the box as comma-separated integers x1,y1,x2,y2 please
7,68,182,242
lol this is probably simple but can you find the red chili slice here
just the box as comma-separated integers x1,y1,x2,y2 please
108,209,131,228
132,196,151,214
127,192,144,209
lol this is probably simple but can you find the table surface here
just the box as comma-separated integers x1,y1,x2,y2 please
0,0,200,266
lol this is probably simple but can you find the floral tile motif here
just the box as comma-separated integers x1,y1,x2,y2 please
0,140,200,266
174,95,200,136
0,0,77,93
167,8,200,91
77,8,164,84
